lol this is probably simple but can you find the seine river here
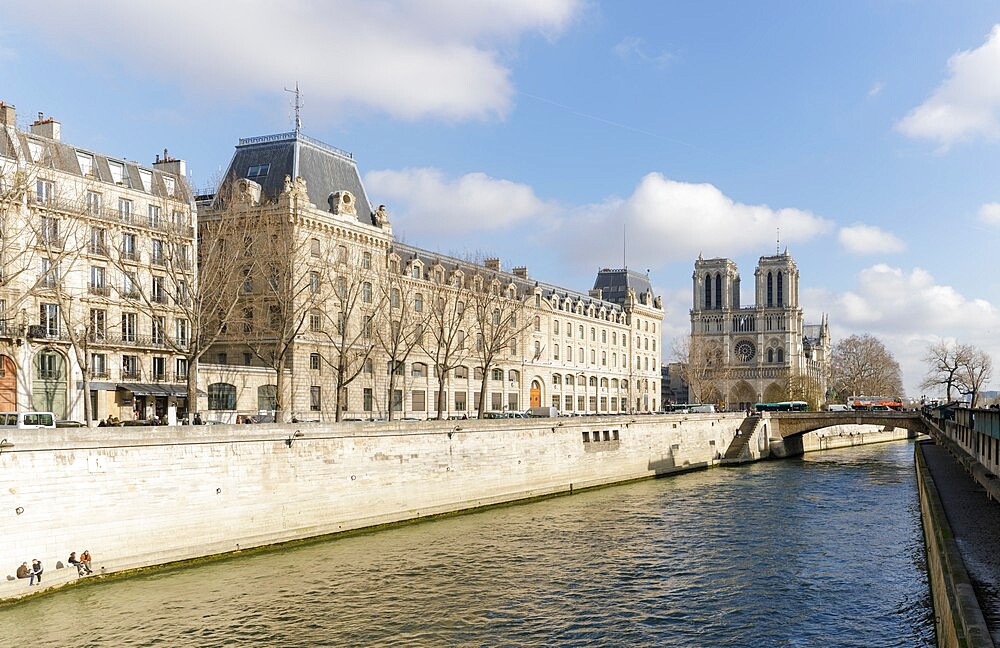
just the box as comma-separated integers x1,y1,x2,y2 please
3,441,933,647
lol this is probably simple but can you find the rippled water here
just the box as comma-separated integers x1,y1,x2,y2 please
3,441,933,647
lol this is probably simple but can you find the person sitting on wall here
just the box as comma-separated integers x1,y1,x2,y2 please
79,550,93,574
97,419,106,427
16,562,30,580
67,552,88,576
28,559,43,585
193,413,203,425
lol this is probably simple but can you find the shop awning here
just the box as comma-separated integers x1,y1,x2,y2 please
76,381,117,391
117,383,189,397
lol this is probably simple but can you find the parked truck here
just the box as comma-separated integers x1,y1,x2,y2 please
529,406,560,418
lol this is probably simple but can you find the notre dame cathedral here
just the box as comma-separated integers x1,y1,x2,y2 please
689,250,830,410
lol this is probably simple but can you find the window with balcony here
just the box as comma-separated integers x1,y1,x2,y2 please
121,312,137,343
90,353,108,378
148,204,161,228
38,351,59,379
39,215,60,247
90,309,106,341
176,358,188,380
90,227,107,256
310,385,321,411
152,316,165,345
86,191,101,216
121,233,137,261
122,354,139,379
152,276,166,303
118,198,133,223
89,266,107,295
40,303,59,337
39,258,59,288
151,239,164,265
36,179,53,205
122,272,139,298
152,356,166,381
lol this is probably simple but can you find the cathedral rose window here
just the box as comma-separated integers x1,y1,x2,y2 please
734,340,756,362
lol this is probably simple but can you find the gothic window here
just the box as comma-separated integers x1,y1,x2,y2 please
767,272,773,307
704,273,712,309
777,271,784,307
767,348,774,363
714,273,722,309
777,348,784,363
734,340,756,362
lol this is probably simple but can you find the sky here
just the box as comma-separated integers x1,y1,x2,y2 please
3,0,1000,399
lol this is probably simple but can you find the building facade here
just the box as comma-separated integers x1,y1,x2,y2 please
0,102,196,422
689,251,829,410
197,130,664,421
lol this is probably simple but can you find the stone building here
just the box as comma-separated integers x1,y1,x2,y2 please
688,251,829,410
0,102,196,422
197,130,663,421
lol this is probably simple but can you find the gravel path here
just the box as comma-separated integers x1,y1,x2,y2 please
921,441,1000,644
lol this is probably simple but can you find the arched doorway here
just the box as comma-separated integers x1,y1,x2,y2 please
0,355,16,410
530,379,541,408
32,348,67,418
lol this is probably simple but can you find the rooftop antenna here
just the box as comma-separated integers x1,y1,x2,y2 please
623,221,627,270
776,226,780,255
285,82,302,135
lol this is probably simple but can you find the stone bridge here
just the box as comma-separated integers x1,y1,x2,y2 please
766,411,932,439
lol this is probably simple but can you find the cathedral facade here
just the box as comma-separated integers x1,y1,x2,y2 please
689,251,829,411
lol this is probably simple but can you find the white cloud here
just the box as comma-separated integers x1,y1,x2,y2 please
897,24,1000,147
560,172,833,271
867,82,883,98
803,264,1000,396
838,224,905,255
979,202,1000,226
365,167,555,236
5,0,582,121
613,36,674,68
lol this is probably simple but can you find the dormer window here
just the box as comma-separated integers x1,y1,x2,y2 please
109,160,125,185
247,164,270,179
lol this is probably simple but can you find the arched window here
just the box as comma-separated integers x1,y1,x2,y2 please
704,273,712,309
553,319,560,335
590,327,596,341
492,368,503,381
589,376,598,387
412,362,427,377
777,348,784,363
767,271,773,307
554,345,560,360
258,384,277,411
777,271,784,307
509,370,520,384
566,374,575,386
534,316,541,332
767,348,774,363
714,273,722,309
208,383,236,410
578,325,584,339
474,367,484,380
553,374,562,385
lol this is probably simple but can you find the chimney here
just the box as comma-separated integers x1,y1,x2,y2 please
484,258,501,272
153,148,187,179
512,266,528,279
0,102,14,127
30,113,61,141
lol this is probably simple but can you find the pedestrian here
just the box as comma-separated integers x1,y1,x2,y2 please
28,558,43,585
79,550,93,574
16,562,30,580
68,552,87,576
193,413,203,425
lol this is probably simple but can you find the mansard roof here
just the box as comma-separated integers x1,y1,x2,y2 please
214,132,375,225
391,242,629,314
0,125,190,202
592,268,653,306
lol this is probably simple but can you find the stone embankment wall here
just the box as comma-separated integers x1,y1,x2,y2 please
767,424,915,458
1,413,739,603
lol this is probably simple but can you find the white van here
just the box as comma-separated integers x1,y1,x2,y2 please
690,404,716,413
825,404,850,412
0,412,56,428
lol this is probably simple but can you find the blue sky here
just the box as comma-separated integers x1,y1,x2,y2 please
4,1,1000,397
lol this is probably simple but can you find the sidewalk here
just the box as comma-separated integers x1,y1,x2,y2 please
921,440,1000,645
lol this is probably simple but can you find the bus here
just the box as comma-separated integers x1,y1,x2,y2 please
754,401,808,412
848,396,903,411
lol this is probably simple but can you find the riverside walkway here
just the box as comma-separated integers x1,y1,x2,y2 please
920,438,1000,646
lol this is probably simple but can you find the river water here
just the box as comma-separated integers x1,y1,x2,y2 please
3,441,933,647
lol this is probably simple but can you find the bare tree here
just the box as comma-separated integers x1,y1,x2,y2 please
958,345,992,407
0,164,46,339
319,247,386,421
829,333,903,400
238,206,315,422
468,274,529,418
920,340,965,403
669,335,724,404
420,268,469,420
372,267,425,421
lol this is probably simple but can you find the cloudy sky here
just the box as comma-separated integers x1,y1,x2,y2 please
4,1,1000,397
